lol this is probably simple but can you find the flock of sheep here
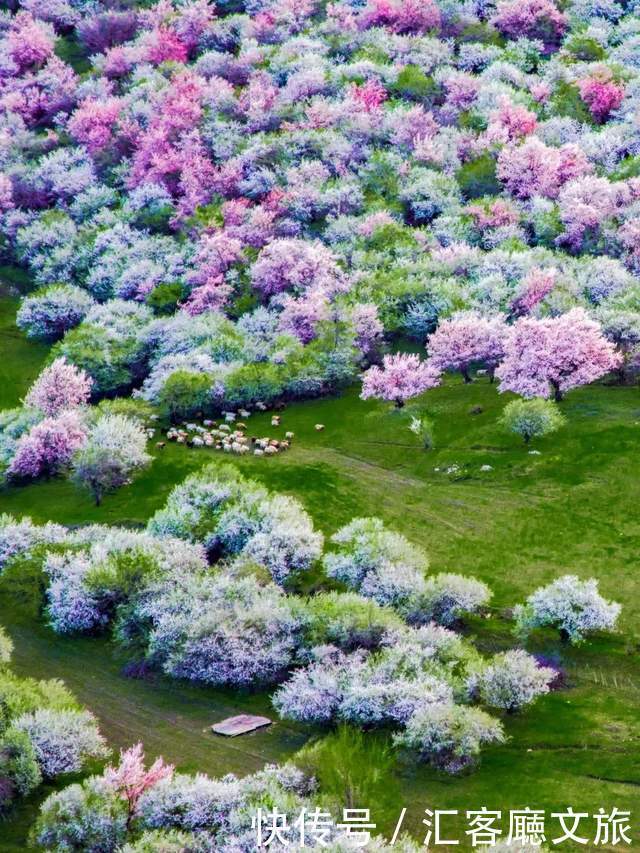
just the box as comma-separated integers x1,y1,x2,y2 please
154,403,325,457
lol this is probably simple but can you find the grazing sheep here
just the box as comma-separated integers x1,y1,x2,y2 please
146,429,155,438
238,408,251,418
280,440,290,450
177,436,185,444
254,448,264,456
256,401,267,411
271,418,280,427
203,419,213,427
264,445,278,455
285,431,294,440
224,412,236,423
315,424,325,431
156,442,166,449
192,436,204,447
219,424,231,432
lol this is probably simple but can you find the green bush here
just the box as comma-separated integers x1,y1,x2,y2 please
223,362,284,407
0,727,41,810
158,370,214,420
145,282,185,316
501,398,566,444
456,154,501,200
390,65,440,103
565,34,605,61
549,81,594,124
301,591,404,651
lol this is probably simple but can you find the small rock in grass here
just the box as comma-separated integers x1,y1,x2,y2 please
211,715,272,737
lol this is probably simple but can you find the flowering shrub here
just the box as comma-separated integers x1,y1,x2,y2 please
491,0,567,45
393,703,505,772
16,286,95,342
147,465,322,584
13,709,108,778
8,411,87,480
514,575,621,643
136,572,302,687
410,573,492,626
323,517,428,612
71,413,151,506
469,649,556,712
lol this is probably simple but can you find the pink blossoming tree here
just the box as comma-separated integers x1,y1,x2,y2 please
25,358,93,417
496,138,592,200
103,743,173,829
578,69,625,123
491,0,567,46
509,268,557,317
495,309,621,400
9,411,87,479
427,313,507,382
361,353,440,408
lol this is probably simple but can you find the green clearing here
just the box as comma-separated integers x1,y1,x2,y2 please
0,294,639,850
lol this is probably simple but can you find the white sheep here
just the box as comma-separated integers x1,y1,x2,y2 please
192,436,204,447
285,431,294,439
254,448,264,456
264,445,278,455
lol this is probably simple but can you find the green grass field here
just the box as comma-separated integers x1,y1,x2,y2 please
0,295,639,850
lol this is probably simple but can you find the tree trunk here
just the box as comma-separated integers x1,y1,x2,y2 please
551,381,563,402
461,367,472,383
395,399,405,409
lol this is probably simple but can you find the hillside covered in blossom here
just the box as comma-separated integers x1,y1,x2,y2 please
0,0,639,849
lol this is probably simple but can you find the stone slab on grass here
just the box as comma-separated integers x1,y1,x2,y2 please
211,714,272,737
